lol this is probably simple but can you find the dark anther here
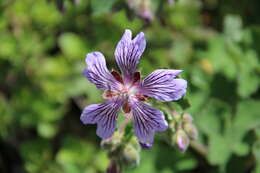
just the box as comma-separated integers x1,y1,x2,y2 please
122,102,131,113
103,90,115,99
133,72,141,83
136,94,148,101
111,70,124,83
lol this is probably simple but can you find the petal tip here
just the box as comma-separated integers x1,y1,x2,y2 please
137,31,145,37
85,51,104,65
176,69,183,74
123,29,132,39
139,142,153,149
125,28,132,33
160,119,169,131
168,69,183,77
80,113,88,124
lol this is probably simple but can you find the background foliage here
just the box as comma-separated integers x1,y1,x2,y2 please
0,0,260,173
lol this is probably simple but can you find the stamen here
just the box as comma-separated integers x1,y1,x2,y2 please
122,102,131,113
102,90,116,99
133,72,141,83
135,94,149,101
111,70,124,83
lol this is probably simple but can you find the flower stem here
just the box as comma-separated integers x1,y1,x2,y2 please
119,116,131,133
190,141,208,158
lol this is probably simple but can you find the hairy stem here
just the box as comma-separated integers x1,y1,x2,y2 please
190,141,208,158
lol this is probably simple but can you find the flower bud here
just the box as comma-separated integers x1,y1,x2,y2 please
127,0,154,21
184,123,198,140
122,144,140,168
182,113,193,123
129,138,141,152
107,161,121,173
175,130,190,152
101,131,122,151
172,111,182,122
169,121,176,130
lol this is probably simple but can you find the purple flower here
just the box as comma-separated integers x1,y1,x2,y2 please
81,29,187,147
139,142,153,149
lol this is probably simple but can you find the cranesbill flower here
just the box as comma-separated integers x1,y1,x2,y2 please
80,29,187,147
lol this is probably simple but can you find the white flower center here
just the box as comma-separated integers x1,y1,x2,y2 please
122,84,137,96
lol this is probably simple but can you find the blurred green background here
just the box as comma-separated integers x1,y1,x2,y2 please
0,0,260,173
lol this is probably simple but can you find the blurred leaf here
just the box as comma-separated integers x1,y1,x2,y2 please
187,91,208,114
30,0,62,26
56,135,109,172
0,96,12,138
167,0,201,29
232,142,249,156
21,138,52,173
224,15,243,42
207,37,237,79
93,151,110,171
171,37,192,65
208,134,231,165
56,136,94,163
0,34,17,58
233,100,260,132
91,0,117,15
37,122,58,138
111,10,142,31
253,130,260,173
190,67,211,90
59,33,88,59
177,98,191,110
237,50,259,98
175,158,197,170
196,99,228,136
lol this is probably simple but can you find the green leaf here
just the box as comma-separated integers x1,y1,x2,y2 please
171,37,192,65
111,10,142,31
21,138,51,173
232,142,249,156
233,100,260,132
253,135,260,173
224,15,243,42
56,136,96,166
237,50,259,98
208,134,231,165
91,0,118,15
59,33,88,59
186,91,208,115
207,37,237,79
168,0,201,29
37,122,58,138
175,158,197,170
196,99,229,136
30,0,61,26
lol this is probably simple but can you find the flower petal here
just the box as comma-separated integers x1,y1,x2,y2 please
139,142,153,149
139,69,187,101
84,52,121,90
80,98,123,139
130,100,168,145
114,29,146,78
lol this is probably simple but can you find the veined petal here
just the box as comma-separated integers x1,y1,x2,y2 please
84,52,121,91
80,98,123,139
114,29,146,78
130,100,168,145
139,69,187,101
